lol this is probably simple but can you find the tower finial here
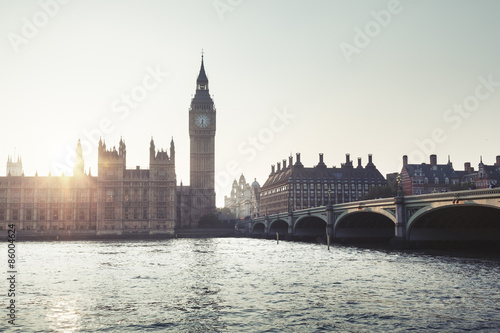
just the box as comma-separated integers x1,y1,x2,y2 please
201,48,204,58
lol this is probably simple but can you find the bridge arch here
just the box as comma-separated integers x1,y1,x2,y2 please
294,215,327,237
252,222,265,235
269,219,289,236
407,204,500,241
335,211,395,240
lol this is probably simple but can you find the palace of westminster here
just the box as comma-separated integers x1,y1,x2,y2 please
2,57,499,236
0,56,216,235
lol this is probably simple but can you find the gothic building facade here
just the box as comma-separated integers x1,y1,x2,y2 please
176,55,217,228
224,174,260,219
0,56,216,235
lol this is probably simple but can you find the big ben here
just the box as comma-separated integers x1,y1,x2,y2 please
189,54,216,222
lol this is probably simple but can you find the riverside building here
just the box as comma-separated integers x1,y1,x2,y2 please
0,56,217,236
259,153,386,214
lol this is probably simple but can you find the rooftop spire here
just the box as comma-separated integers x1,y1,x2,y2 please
197,51,208,87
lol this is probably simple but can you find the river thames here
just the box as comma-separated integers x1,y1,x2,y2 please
4,238,500,332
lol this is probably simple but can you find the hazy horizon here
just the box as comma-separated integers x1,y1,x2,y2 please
1,0,499,206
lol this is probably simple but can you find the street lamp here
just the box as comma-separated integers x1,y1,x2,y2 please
396,174,403,197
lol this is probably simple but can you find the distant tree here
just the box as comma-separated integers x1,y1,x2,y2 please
361,185,396,200
198,213,223,228
449,182,476,192
216,207,235,219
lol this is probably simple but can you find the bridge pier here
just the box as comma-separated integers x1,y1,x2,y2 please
391,195,407,248
287,210,294,239
264,214,270,235
326,202,334,238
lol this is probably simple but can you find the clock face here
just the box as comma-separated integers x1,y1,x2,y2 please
195,114,210,128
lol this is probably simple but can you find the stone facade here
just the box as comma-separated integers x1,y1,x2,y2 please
0,56,218,235
400,154,500,195
176,55,217,228
259,153,386,214
0,138,177,235
224,174,260,219
96,137,176,234
6,156,23,177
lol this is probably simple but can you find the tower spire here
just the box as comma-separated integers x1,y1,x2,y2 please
197,52,208,90
74,139,84,176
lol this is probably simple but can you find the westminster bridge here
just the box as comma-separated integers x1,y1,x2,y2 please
245,189,500,245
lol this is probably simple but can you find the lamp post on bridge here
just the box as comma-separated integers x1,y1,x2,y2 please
264,205,270,235
393,174,407,247
326,189,334,242
396,174,404,198
287,192,293,238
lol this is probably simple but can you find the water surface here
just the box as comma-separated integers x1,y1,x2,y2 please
3,238,500,332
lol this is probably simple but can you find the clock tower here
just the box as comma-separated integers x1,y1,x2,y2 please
189,54,216,223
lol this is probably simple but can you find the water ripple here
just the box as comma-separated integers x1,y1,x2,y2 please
5,238,500,332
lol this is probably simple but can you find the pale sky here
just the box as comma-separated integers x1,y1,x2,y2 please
1,0,499,206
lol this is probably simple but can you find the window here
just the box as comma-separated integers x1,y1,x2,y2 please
106,189,115,202
158,189,166,201
158,208,166,219
26,209,32,221
105,207,114,220
143,209,148,220
0,209,4,221
79,209,85,221
12,209,19,221
52,209,58,220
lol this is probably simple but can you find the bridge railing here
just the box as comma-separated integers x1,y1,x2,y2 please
403,188,500,203
248,188,500,225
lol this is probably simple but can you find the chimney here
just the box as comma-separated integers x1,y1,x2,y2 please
430,154,437,166
496,155,500,167
464,162,471,174
277,162,281,172
289,155,293,166
368,154,373,164
271,165,275,173
345,153,350,164
403,155,408,166
296,153,301,164
357,157,362,168
283,159,287,169
319,153,324,164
